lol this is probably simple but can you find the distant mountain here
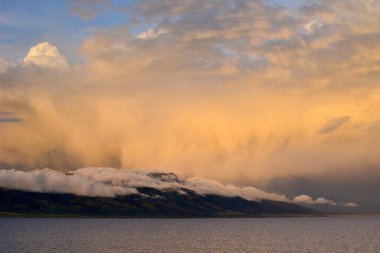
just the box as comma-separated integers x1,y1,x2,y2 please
0,187,314,217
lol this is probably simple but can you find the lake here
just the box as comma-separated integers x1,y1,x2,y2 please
0,216,379,252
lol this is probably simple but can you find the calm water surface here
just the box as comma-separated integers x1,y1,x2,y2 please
0,216,379,253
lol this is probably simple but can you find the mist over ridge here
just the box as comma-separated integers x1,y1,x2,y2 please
0,167,358,209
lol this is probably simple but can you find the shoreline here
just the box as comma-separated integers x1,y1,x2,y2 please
1,212,379,219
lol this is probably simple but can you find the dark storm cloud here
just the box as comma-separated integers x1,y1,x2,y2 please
266,168,380,212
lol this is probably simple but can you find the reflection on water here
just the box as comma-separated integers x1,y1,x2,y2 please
0,216,379,253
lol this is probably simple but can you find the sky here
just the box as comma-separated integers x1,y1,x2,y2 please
0,0,380,212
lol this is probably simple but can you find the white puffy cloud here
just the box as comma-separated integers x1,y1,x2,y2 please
137,28,168,40
23,42,69,69
341,202,359,207
304,19,323,34
293,194,358,207
75,167,289,201
293,194,337,206
0,168,137,197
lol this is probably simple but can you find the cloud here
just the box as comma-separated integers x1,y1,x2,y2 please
68,0,111,20
341,202,359,207
318,116,350,134
137,28,168,40
0,59,10,74
0,167,288,201
0,117,22,123
293,194,337,206
304,19,323,33
293,194,359,208
0,168,137,197
23,42,69,69
186,177,288,202
0,111,22,124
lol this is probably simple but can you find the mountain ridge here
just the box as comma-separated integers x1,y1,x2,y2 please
0,187,314,218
